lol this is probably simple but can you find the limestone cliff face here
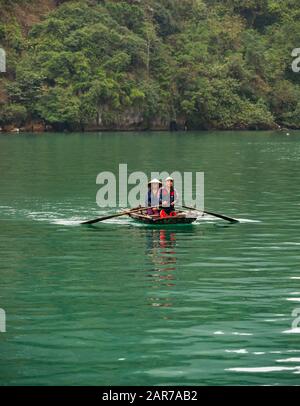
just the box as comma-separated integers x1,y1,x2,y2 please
85,109,171,132
0,1,57,31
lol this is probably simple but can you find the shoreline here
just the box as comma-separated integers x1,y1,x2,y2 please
0,128,293,135
0,122,290,134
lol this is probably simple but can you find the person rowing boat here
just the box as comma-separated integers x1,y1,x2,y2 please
145,178,162,215
159,176,178,217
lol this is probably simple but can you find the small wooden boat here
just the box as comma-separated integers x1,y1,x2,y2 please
129,209,198,225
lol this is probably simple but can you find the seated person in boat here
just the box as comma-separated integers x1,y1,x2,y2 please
159,176,178,217
145,179,162,215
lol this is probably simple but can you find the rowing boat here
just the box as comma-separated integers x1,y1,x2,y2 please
129,209,198,225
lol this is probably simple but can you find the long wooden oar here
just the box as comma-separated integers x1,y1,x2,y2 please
182,205,239,223
81,207,153,225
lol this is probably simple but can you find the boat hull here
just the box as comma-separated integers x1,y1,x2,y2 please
129,211,197,225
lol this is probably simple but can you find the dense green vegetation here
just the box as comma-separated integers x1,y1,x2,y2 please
1,0,300,130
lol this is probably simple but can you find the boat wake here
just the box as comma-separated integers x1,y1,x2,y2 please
51,218,82,226
0,205,259,227
282,328,300,334
234,218,261,223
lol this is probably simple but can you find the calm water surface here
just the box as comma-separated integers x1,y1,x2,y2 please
0,131,300,385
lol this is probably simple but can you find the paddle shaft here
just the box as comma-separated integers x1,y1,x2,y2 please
182,206,239,223
81,207,155,225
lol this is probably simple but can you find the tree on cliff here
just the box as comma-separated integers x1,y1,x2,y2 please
1,0,300,130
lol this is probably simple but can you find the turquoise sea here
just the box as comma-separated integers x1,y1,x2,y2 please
0,131,300,385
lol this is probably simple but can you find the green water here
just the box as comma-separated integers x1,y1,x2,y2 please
0,131,300,386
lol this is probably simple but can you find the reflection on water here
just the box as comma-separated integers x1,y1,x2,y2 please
145,229,177,308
